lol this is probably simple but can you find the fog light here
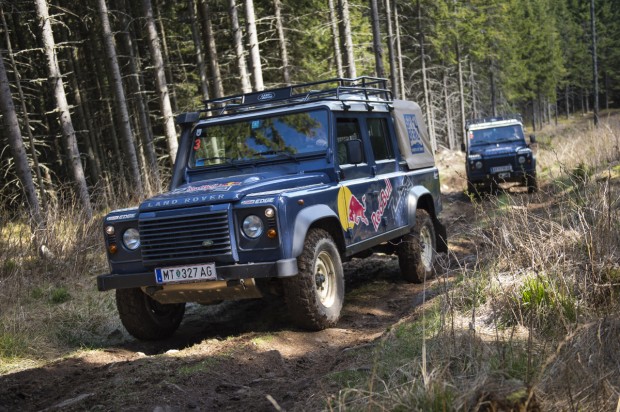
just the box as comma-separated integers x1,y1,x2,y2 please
267,229,277,238
105,225,115,235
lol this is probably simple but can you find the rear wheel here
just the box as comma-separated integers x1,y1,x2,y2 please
283,228,344,330
116,288,185,340
397,209,436,283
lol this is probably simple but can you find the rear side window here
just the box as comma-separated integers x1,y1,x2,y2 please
367,118,393,161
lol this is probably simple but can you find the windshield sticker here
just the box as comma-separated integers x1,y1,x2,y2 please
251,120,261,129
371,179,393,231
403,114,424,154
173,182,241,193
193,139,201,150
195,128,202,137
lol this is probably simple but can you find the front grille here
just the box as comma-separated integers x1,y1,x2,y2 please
140,209,232,267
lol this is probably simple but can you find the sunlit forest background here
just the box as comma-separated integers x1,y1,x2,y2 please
1,0,618,221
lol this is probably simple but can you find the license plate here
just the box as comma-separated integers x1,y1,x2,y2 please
491,165,512,173
498,172,511,179
155,263,216,284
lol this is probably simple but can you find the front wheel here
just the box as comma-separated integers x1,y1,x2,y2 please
116,288,186,340
283,228,344,330
397,209,436,283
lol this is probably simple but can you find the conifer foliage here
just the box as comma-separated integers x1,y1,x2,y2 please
0,0,617,213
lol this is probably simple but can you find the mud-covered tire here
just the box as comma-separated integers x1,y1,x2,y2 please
397,209,436,283
283,228,344,331
116,288,185,340
526,172,538,193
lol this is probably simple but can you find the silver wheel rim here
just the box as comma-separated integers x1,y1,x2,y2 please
419,226,433,271
314,250,337,308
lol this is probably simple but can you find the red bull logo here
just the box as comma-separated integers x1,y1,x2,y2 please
371,179,393,231
348,194,369,226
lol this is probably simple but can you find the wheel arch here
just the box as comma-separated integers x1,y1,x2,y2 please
290,205,345,258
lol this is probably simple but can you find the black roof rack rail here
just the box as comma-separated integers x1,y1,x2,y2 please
197,76,392,119
466,113,522,128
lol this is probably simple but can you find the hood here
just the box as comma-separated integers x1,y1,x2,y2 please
470,142,526,157
140,172,328,211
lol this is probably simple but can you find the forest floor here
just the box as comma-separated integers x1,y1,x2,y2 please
0,122,603,411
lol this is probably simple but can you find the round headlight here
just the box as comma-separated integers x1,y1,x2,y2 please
242,215,264,238
123,228,141,250
518,156,526,164
475,161,483,170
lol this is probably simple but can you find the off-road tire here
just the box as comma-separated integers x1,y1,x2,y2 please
397,209,436,283
283,228,344,331
526,172,538,193
116,288,186,340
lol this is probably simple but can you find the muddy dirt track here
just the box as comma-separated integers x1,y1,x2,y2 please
0,179,476,412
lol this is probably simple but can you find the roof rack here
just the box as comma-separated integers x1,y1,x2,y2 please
198,76,392,119
466,114,522,128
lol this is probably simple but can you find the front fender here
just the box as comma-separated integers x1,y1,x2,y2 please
290,204,339,258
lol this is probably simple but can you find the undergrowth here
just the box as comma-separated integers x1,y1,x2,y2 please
330,113,620,411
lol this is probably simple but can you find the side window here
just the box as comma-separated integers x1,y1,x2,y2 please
367,118,393,161
336,118,365,165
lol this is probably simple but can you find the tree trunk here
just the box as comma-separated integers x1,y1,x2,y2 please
245,0,264,91
273,0,290,85
35,0,92,218
490,68,497,117
327,0,344,78
392,1,405,98
119,0,162,193
417,0,435,152
469,59,477,119
338,0,356,78
199,0,224,98
1,7,48,212
190,0,209,101
97,0,143,197
456,41,466,147
155,0,177,112
384,0,398,98
0,48,42,225
590,0,599,126
142,0,178,164
565,84,569,119
443,70,454,150
228,0,252,93
369,0,384,79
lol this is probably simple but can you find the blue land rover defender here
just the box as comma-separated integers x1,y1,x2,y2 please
98,77,447,340
464,116,538,194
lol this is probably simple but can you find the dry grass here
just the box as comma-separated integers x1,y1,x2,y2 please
330,112,620,411
0,188,124,372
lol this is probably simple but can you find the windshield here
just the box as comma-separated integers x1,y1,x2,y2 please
190,109,329,168
468,125,525,146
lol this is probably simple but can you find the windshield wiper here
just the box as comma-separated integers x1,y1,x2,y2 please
255,150,299,163
195,156,242,170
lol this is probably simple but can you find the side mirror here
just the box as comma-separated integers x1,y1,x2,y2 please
345,139,364,164
460,142,466,152
529,134,536,144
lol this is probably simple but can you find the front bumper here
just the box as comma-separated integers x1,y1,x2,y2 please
468,168,533,186
97,258,298,291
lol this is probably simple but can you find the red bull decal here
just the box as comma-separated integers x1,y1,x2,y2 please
348,194,369,226
371,179,393,231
